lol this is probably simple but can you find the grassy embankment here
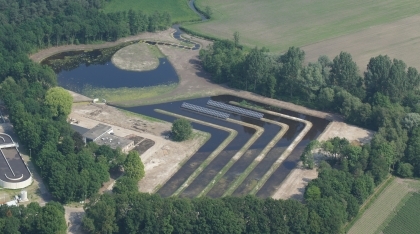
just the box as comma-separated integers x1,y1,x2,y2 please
348,178,420,234
185,0,420,53
103,0,200,23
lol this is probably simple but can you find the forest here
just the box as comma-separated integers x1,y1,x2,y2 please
0,201,67,234
200,40,420,178
82,137,381,234
0,0,417,233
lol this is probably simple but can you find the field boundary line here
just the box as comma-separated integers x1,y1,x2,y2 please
375,192,414,234
228,101,313,195
347,176,415,234
221,119,289,197
345,175,393,232
197,118,281,197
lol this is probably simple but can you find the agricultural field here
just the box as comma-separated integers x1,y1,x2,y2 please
187,0,420,53
103,0,200,23
348,178,420,234
383,193,420,234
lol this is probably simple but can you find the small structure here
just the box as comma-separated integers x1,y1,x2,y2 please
82,124,134,153
83,124,113,143
20,190,28,202
0,133,32,189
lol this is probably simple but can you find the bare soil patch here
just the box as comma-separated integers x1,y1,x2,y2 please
70,103,209,193
302,15,420,70
112,43,159,71
272,122,374,201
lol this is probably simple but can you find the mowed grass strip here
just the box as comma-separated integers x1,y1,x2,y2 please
84,83,177,104
103,0,200,23
188,0,420,52
347,179,412,234
383,192,420,234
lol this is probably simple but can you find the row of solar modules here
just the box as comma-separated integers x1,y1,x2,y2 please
181,102,230,119
207,100,264,119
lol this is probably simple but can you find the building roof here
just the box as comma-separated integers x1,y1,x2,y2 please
83,124,112,141
71,124,89,136
93,133,133,150
0,134,31,183
0,133,13,145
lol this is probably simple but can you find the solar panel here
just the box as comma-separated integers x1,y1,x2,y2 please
181,102,230,119
207,100,264,119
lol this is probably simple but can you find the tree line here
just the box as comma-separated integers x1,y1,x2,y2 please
0,201,67,234
200,40,420,177
82,136,383,234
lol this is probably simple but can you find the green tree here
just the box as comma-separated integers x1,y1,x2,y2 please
233,31,240,47
305,185,321,201
113,176,138,194
171,118,193,141
329,52,365,99
396,163,414,178
124,151,145,181
44,87,73,117
36,202,67,234
278,47,305,97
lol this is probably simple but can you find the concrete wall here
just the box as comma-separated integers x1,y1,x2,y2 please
0,176,32,189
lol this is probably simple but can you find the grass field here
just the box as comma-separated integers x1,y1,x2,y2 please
348,178,420,234
186,0,420,53
383,193,420,234
103,0,200,23
83,83,177,104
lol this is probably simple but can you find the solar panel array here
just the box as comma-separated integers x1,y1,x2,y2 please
207,100,264,119
181,102,230,119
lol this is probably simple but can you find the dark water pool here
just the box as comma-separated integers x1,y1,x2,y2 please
124,95,329,198
42,45,179,94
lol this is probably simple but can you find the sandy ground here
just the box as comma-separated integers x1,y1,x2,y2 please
111,43,159,71
302,15,420,71
272,121,374,201
70,103,208,193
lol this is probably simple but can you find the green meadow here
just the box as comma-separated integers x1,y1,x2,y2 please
103,0,200,23
186,0,420,52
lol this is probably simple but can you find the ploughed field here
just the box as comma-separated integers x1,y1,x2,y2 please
187,0,420,53
125,95,329,198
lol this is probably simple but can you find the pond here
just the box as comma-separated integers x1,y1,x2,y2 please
41,43,179,94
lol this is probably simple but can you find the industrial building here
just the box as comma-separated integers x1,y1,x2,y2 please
0,133,32,189
82,124,134,153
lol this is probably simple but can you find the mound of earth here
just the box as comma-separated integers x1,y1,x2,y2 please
111,43,159,71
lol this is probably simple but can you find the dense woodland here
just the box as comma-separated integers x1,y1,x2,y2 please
0,0,417,233
82,137,380,234
200,40,420,178
0,0,155,204
0,201,67,234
